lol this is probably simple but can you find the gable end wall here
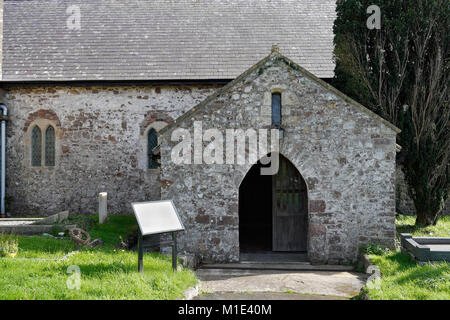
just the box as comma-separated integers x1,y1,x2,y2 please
160,57,397,264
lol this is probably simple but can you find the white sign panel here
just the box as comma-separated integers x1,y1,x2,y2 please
131,200,184,236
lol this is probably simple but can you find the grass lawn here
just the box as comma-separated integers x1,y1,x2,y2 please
365,253,449,300
362,215,450,300
0,215,197,300
396,215,450,237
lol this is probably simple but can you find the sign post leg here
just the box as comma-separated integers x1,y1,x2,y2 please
172,232,177,272
138,230,144,273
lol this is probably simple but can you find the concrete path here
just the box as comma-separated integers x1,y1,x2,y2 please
195,268,367,300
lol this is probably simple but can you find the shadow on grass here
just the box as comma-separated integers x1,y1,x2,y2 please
384,252,449,288
18,236,74,256
385,252,415,267
15,215,177,277
13,215,137,259
396,224,419,235
56,260,137,275
396,215,450,237
54,250,176,277
88,215,138,248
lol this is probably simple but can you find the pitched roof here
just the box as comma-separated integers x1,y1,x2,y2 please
159,48,401,136
1,0,336,82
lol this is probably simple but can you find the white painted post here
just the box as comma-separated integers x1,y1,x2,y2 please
99,192,108,224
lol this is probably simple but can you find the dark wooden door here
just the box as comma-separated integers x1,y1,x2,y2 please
272,156,308,251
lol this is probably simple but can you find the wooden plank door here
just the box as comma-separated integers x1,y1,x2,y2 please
272,156,308,251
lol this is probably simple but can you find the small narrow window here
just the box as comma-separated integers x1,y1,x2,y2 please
45,126,55,166
31,126,42,167
271,93,282,126
147,128,159,169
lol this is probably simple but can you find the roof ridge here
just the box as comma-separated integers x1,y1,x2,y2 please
159,49,400,136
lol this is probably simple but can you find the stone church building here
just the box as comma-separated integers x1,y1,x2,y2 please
159,50,399,263
0,0,406,263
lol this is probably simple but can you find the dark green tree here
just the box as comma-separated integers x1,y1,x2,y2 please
333,0,449,226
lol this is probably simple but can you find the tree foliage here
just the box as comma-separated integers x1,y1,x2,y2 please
333,0,449,226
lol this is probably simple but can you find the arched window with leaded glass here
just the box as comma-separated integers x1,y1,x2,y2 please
45,126,55,167
147,128,159,169
31,126,42,167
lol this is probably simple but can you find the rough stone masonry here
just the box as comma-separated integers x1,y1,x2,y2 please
159,52,399,264
3,84,219,215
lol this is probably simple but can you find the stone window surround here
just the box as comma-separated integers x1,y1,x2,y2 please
261,85,296,126
24,118,61,169
271,92,282,127
139,120,167,172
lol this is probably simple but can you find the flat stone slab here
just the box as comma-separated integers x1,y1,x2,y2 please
0,224,54,234
0,212,72,235
0,219,41,226
425,244,450,251
400,233,450,262
0,218,43,221
196,269,366,298
194,292,348,300
0,224,76,235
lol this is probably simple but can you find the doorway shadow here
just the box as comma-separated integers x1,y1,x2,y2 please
239,154,308,261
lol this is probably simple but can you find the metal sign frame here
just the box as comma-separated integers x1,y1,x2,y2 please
131,200,185,273
132,199,185,236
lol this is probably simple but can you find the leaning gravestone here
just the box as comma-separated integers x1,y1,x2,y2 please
34,210,69,225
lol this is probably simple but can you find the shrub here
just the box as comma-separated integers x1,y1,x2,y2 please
360,243,391,256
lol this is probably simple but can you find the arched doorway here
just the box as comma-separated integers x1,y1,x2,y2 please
239,154,308,259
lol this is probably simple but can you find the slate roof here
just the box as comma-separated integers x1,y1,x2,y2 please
2,0,336,82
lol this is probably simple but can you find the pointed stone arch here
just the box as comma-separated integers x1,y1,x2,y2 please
238,153,309,258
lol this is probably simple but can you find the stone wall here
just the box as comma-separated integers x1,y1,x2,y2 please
3,84,219,215
0,0,3,80
160,54,398,264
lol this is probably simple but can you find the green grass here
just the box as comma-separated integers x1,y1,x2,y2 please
396,215,450,237
0,215,197,300
365,252,449,300
362,215,450,300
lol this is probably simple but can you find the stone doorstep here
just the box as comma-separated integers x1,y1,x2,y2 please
0,224,77,235
198,263,354,272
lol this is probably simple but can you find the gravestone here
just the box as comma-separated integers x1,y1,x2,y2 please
99,192,108,224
